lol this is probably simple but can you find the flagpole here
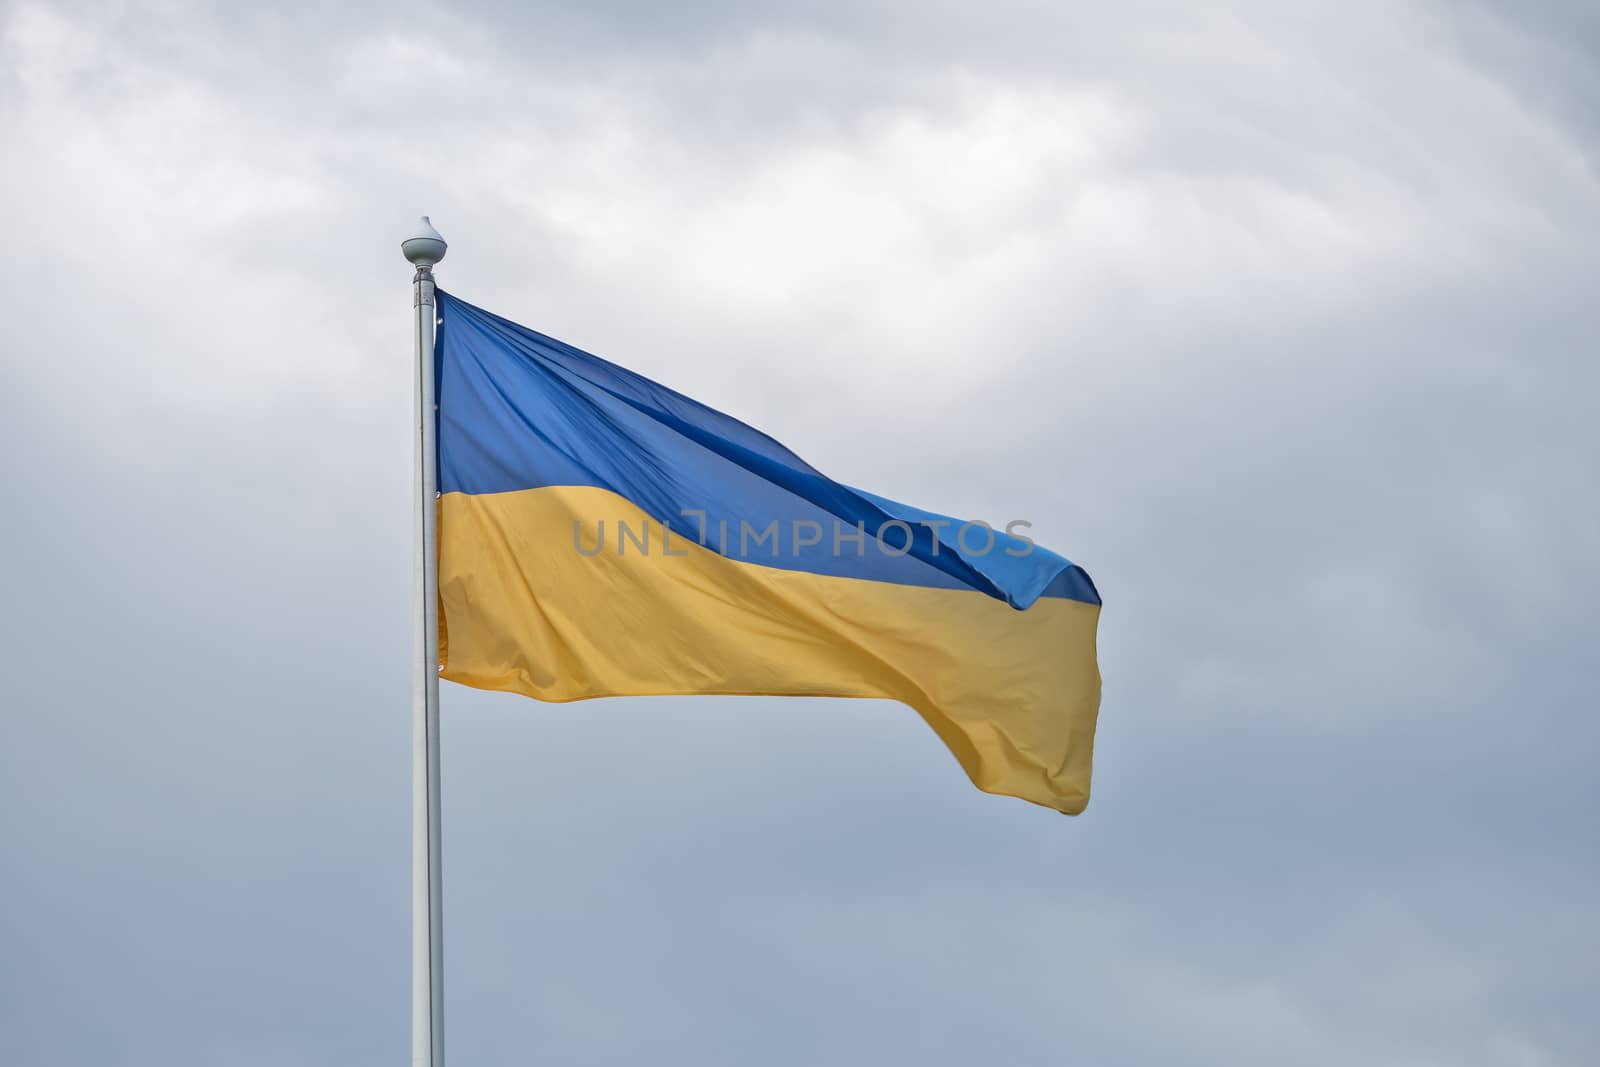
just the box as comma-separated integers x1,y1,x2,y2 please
403,217,448,1067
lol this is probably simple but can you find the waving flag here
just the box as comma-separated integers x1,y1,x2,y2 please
433,290,1102,813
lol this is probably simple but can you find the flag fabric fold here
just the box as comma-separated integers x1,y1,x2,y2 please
434,290,1103,813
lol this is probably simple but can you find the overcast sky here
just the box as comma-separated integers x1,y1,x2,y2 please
3,1,1597,1064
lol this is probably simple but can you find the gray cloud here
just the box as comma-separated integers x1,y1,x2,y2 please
2,1,1596,1064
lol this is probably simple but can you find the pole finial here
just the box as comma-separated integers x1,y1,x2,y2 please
403,216,448,268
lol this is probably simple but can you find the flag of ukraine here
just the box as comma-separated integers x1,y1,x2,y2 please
434,291,1103,814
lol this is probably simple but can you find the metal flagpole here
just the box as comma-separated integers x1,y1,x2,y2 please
403,217,448,1067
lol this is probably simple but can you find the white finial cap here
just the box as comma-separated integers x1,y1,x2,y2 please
402,216,448,267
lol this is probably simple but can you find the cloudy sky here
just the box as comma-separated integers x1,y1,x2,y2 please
3,1,1597,1063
